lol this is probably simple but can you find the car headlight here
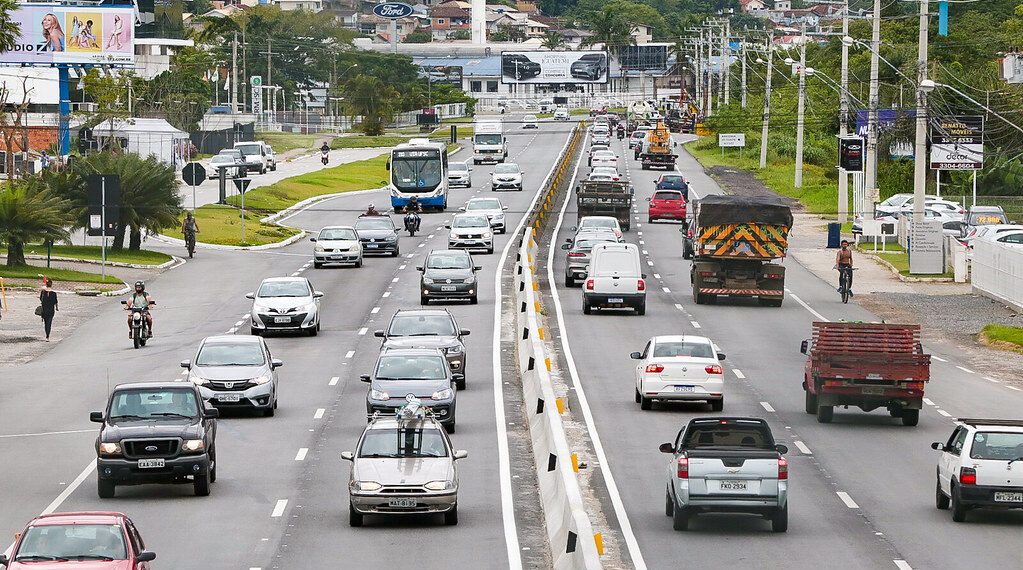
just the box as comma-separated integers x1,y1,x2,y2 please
99,442,121,455
190,375,208,386
252,304,269,314
446,345,463,355
299,302,316,313
432,388,453,400
253,375,272,385
370,389,390,400
423,276,434,284
315,245,325,253
494,213,505,220
353,481,382,492
483,232,492,239
424,480,454,491
182,439,205,452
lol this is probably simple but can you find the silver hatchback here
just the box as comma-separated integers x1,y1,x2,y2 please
247,277,323,336
181,335,282,416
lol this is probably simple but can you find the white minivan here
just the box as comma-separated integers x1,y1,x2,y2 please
582,243,645,315
234,141,270,174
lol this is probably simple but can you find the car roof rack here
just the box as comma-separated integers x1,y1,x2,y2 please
956,418,1023,428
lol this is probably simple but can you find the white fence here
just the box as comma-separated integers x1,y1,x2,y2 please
971,239,1023,310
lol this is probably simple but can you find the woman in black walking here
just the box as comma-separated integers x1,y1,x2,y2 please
39,278,58,341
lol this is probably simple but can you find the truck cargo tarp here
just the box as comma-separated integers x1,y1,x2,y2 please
698,195,793,228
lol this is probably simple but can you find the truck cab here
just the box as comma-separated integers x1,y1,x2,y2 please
472,121,507,164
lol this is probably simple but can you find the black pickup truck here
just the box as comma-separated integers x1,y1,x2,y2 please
92,382,218,498
576,180,634,231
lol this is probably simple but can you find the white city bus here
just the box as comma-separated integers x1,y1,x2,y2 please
387,138,449,211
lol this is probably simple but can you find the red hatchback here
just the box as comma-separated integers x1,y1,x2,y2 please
647,190,687,223
0,512,155,569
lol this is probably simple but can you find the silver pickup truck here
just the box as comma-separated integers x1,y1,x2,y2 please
660,417,789,532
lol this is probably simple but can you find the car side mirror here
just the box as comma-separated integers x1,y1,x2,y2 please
646,197,651,201
416,266,424,271
374,330,385,338
313,291,324,298
800,339,809,354
90,411,104,423
245,292,255,299
775,444,788,454
630,351,642,359
340,451,355,461
561,243,571,250
135,551,157,563
385,161,390,170
454,450,468,460
717,353,726,360
460,328,471,336
503,206,509,210
444,224,451,229
459,207,466,211
360,374,371,383
271,359,284,369
180,360,191,369
570,227,577,231
0,554,8,565
474,266,482,271
309,237,317,242
658,442,674,454
452,373,465,382
641,273,647,279
931,442,945,451
204,408,220,419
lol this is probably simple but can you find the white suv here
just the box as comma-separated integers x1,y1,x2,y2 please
582,243,645,315
932,418,1023,522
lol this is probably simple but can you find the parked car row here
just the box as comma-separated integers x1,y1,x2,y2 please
208,141,278,179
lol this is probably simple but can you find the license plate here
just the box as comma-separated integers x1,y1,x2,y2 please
441,285,457,291
608,297,623,304
994,492,1023,502
718,480,748,492
388,498,417,508
331,255,345,259
674,385,695,393
138,459,165,469
366,244,378,248
861,386,885,395
274,317,290,323
217,393,242,402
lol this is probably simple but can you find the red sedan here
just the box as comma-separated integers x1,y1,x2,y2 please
647,189,687,223
0,512,155,569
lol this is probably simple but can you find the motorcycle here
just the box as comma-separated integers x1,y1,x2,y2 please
404,212,421,237
183,229,198,258
617,126,625,140
121,300,154,349
321,150,329,165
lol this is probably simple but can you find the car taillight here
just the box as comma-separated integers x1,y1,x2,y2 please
699,271,714,277
637,279,645,291
960,467,977,485
586,280,594,290
677,456,689,478
646,364,664,373
765,273,782,279
905,382,924,390
568,252,585,257
778,458,788,480
705,365,723,374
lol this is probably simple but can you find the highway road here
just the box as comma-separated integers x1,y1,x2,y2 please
0,118,575,569
540,131,1023,569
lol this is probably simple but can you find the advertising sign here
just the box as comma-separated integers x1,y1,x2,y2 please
618,45,668,71
909,220,944,274
0,5,135,65
501,51,609,84
930,115,983,170
718,133,746,148
420,65,463,88
87,174,120,237
373,2,414,19
839,137,863,172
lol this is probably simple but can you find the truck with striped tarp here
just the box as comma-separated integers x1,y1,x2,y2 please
689,195,793,307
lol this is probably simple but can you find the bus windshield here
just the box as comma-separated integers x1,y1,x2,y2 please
392,151,442,193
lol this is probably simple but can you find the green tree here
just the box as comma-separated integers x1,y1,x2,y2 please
403,29,433,43
0,0,21,53
541,30,567,50
343,75,398,136
581,6,636,57
0,180,71,267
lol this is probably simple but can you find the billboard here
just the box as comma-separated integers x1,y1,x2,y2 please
619,45,668,71
929,115,983,170
420,65,463,89
0,5,135,65
501,51,609,84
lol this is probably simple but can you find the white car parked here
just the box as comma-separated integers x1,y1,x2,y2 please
631,335,726,410
932,418,1023,522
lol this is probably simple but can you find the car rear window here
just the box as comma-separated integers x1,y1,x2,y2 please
970,432,1023,460
593,250,638,273
654,191,682,201
968,210,1007,225
683,423,774,449
653,341,714,358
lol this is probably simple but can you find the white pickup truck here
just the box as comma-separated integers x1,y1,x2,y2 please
660,417,789,532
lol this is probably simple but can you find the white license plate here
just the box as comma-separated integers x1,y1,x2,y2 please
331,255,346,259
217,393,242,402
861,387,885,395
365,244,378,248
994,492,1023,502
138,459,165,469
441,285,457,291
274,317,290,323
608,297,623,304
718,480,748,492
674,385,695,393
388,498,417,508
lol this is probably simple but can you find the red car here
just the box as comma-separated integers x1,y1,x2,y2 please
0,512,155,569
647,189,687,223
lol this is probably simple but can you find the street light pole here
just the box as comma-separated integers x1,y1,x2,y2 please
741,39,747,109
759,31,774,170
795,24,807,188
865,0,881,205
838,0,850,223
912,0,929,221
723,19,731,107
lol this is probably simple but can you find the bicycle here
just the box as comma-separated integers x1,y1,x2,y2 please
184,230,198,258
836,266,856,304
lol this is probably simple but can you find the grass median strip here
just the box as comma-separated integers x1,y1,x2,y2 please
0,264,125,285
258,132,329,153
332,136,411,149
178,205,300,247
9,245,173,265
979,325,1023,351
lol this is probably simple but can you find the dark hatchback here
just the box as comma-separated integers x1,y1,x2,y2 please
354,216,400,256
418,249,481,305
91,382,218,498
376,308,470,389
362,348,460,433
655,174,690,200
503,54,541,80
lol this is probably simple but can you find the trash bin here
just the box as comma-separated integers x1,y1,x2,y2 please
826,222,842,248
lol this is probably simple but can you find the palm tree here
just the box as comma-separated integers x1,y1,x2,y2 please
0,0,22,54
343,74,398,136
0,180,72,267
581,7,636,59
541,31,567,51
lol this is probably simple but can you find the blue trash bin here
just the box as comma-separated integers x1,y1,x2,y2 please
827,222,842,248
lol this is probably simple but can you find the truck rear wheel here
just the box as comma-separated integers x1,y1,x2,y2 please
901,408,920,426
771,504,788,533
816,404,834,423
804,389,817,414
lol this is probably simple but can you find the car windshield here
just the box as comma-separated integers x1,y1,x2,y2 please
196,343,266,366
235,143,261,156
653,341,715,358
495,164,520,174
427,253,471,269
453,215,488,228
359,427,448,458
257,280,310,297
388,315,457,336
467,199,501,210
449,163,468,172
15,524,128,561
109,388,200,419
474,134,502,145
319,228,357,240
355,219,394,231
375,355,447,380
970,432,1023,460
654,191,683,201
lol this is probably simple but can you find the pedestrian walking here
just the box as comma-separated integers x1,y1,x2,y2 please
39,278,58,341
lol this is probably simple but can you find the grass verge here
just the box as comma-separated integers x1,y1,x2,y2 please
179,205,300,247
258,132,330,153
7,245,173,265
0,263,125,285
979,325,1023,351
873,252,953,278
225,155,388,212
333,135,411,149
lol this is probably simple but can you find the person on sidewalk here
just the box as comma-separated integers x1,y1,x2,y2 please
835,239,854,297
39,278,58,341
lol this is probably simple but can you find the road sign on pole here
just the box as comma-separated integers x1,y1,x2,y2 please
182,163,206,186
233,178,251,193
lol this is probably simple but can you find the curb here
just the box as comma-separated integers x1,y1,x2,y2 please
264,186,388,225
149,229,309,251
21,254,183,270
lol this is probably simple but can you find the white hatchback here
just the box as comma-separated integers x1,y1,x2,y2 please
630,335,726,410
590,150,619,169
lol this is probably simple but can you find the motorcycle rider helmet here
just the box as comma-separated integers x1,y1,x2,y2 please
134,280,144,291
368,203,375,209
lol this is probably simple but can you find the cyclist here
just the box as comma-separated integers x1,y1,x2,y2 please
835,239,854,297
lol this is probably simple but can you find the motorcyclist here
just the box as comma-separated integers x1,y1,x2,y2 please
320,143,330,164
124,281,154,338
402,197,422,232
364,203,382,216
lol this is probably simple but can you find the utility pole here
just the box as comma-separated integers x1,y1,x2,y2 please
705,27,713,117
912,0,929,220
723,20,731,106
838,0,850,223
794,23,807,188
717,24,725,110
740,39,747,108
694,32,702,111
231,33,239,114
242,25,248,112
864,0,881,207
760,30,774,169
260,39,281,114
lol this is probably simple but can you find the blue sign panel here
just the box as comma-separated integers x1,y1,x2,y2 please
373,2,414,19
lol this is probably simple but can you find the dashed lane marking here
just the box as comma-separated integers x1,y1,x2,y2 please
955,365,974,374
270,499,288,517
647,260,654,266
894,561,913,570
931,356,947,362
418,243,425,248
383,292,391,298
836,492,860,509
295,448,308,461
984,376,1000,383
399,265,406,270
1007,386,1022,392
760,401,776,413
793,440,812,455
345,351,356,359
290,272,300,277
662,287,670,293
690,321,701,329
392,277,400,283
936,409,952,417
653,273,661,279
358,328,367,335
313,408,325,419
371,307,380,314
923,398,935,406
733,369,745,379
329,376,339,386
788,292,829,321
642,250,649,255
227,327,237,334
674,303,684,311
234,320,245,327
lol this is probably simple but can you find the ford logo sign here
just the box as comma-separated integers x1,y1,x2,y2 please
145,445,158,452
373,2,414,19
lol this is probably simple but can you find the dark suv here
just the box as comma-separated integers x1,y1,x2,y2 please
375,308,470,389
503,54,541,80
91,382,218,498
418,249,482,305
361,348,460,433
571,53,607,80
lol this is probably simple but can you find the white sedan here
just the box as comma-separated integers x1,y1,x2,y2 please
630,335,726,411
590,150,619,169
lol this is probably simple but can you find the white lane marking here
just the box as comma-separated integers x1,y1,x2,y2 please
836,491,860,509
733,369,745,379
545,137,648,570
290,272,300,277
295,448,309,461
955,365,975,374
690,321,701,329
647,260,654,266
329,376,339,386
639,240,645,245
313,408,325,419
371,307,380,314
270,499,288,517
788,292,829,321
358,327,368,336
399,264,406,270
382,292,391,298
1007,386,1022,392
674,303,684,311
984,376,1000,383
418,243,425,248
642,250,649,255
923,398,935,406
894,561,913,570
227,327,237,334
936,409,952,417
653,273,661,279
42,460,96,515
661,286,670,293
428,234,435,239
406,253,415,258
181,369,189,375
392,277,400,283
637,231,643,236
235,320,245,327
345,351,356,359
760,401,776,413
793,440,812,455
931,355,947,362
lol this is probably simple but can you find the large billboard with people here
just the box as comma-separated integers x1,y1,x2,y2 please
500,51,609,84
0,4,135,65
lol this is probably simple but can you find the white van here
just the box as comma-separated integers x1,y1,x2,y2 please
539,99,555,113
234,141,270,174
582,243,645,315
